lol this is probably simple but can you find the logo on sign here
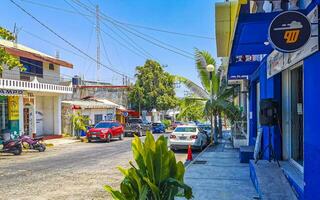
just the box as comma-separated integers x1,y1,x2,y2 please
269,11,311,53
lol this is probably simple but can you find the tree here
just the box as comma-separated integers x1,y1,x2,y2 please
177,49,240,143
0,27,23,71
177,98,204,122
105,132,193,200
129,60,178,112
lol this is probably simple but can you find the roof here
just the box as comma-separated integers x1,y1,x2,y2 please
0,39,73,68
62,99,117,109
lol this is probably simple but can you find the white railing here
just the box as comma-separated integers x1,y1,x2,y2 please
0,77,73,94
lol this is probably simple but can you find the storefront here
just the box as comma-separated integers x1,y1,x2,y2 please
215,1,320,199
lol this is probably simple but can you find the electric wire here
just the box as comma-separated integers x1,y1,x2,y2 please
10,0,133,79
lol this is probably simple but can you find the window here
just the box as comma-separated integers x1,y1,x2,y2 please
94,114,103,124
174,127,197,132
20,57,43,78
49,63,54,70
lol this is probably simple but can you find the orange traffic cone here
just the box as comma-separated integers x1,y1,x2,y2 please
187,145,193,161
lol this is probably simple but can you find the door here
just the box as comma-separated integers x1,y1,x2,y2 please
23,108,30,135
290,66,304,167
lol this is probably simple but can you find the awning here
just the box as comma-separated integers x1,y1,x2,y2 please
228,61,260,79
230,12,279,57
62,100,116,109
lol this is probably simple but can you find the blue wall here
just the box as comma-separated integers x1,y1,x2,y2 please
248,61,282,160
303,51,320,200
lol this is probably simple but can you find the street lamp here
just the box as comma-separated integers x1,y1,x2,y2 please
206,64,215,144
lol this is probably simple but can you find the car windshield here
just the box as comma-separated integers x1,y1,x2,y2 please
128,118,143,123
152,123,162,126
174,127,196,132
94,122,113,128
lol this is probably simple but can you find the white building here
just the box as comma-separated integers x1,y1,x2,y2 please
0,40,73,138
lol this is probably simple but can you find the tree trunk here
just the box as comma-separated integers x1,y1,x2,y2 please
218,112,223,138
214,115,218,144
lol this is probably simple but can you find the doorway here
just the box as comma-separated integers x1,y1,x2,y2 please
290,66,304,167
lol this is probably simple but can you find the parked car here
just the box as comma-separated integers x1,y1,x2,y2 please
152,122,166,133
124,118,151,137
197,124,212,143
170,121,183,130
169,125,208,151
86,121,124,143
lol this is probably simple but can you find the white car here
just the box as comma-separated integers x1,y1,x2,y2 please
169,125,208,151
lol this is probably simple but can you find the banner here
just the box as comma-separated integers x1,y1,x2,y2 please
8,96,19,120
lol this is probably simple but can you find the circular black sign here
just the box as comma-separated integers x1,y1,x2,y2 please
269,11,311,53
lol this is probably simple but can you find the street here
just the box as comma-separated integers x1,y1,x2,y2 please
0,134,191,200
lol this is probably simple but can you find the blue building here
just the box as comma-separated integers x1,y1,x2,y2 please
215,0,319,199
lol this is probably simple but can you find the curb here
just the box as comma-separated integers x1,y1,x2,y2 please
45,143,54,147
185,143,213,169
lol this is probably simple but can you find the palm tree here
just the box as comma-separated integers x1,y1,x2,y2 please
176,49,240,143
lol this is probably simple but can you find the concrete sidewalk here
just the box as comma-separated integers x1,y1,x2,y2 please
44,137,81,147
183,139,258,200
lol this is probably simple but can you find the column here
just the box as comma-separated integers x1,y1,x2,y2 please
32,96,37,136
54,96,62,135
19,96,24,135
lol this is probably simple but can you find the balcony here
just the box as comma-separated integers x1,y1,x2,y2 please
0,77,73,94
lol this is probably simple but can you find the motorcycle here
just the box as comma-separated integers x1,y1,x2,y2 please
0,135,22,155
19,135,46,152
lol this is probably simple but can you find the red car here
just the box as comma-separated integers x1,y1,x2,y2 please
86,121,124,143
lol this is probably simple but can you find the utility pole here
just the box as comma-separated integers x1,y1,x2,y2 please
96,5,101,81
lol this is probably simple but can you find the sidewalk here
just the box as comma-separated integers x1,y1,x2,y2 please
183,139,258,200
44,137,81,147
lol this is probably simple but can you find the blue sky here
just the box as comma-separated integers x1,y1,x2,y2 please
0,0,219,95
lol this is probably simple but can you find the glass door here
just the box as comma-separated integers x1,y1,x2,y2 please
290,66,304,167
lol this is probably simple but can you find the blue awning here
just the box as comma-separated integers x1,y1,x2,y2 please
231,12,280,56
228,61,260,79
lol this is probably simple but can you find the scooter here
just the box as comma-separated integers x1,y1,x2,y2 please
19,135,46,152
0,137,22,155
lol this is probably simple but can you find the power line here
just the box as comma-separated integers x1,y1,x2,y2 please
73,0,194,59
19,0,214,40
10,0,133,79
65,0,148,59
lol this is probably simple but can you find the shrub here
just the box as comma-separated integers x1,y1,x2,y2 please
104,132,193,200
161,119,171,129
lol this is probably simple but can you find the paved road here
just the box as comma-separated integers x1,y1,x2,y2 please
0,134,190,200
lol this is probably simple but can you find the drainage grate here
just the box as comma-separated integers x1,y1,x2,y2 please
193,160,207,164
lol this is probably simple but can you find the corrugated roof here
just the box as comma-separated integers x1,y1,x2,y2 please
62,99,116,109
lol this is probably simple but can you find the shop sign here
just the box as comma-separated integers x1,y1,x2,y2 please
269,11,311,53
267,7,318,78
0,89,23,96
8,96,19,120
122,111,129,117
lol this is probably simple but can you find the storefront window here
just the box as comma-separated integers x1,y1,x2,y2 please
290,66,304,166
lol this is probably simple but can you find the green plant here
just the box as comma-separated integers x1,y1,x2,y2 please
161,119,171,129
0,27,24,72
104,132,193,200
71,111,89,138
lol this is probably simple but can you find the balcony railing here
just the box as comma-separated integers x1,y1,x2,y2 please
0,77,73,94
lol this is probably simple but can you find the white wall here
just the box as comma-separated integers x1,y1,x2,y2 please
82,108,115,124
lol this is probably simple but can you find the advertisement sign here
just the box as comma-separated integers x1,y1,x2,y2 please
8,96,19,120
269,11,311,53
0,89,23,96
267,7,318,78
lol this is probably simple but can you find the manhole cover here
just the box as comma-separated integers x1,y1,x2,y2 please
193,160,207,164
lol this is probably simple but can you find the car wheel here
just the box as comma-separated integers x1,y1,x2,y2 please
88,139,91,143
106,133,111,143
13,146,22,155
119,133,124,140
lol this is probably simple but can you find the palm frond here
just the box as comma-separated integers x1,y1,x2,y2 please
194,49,216,92
175,76,209,99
